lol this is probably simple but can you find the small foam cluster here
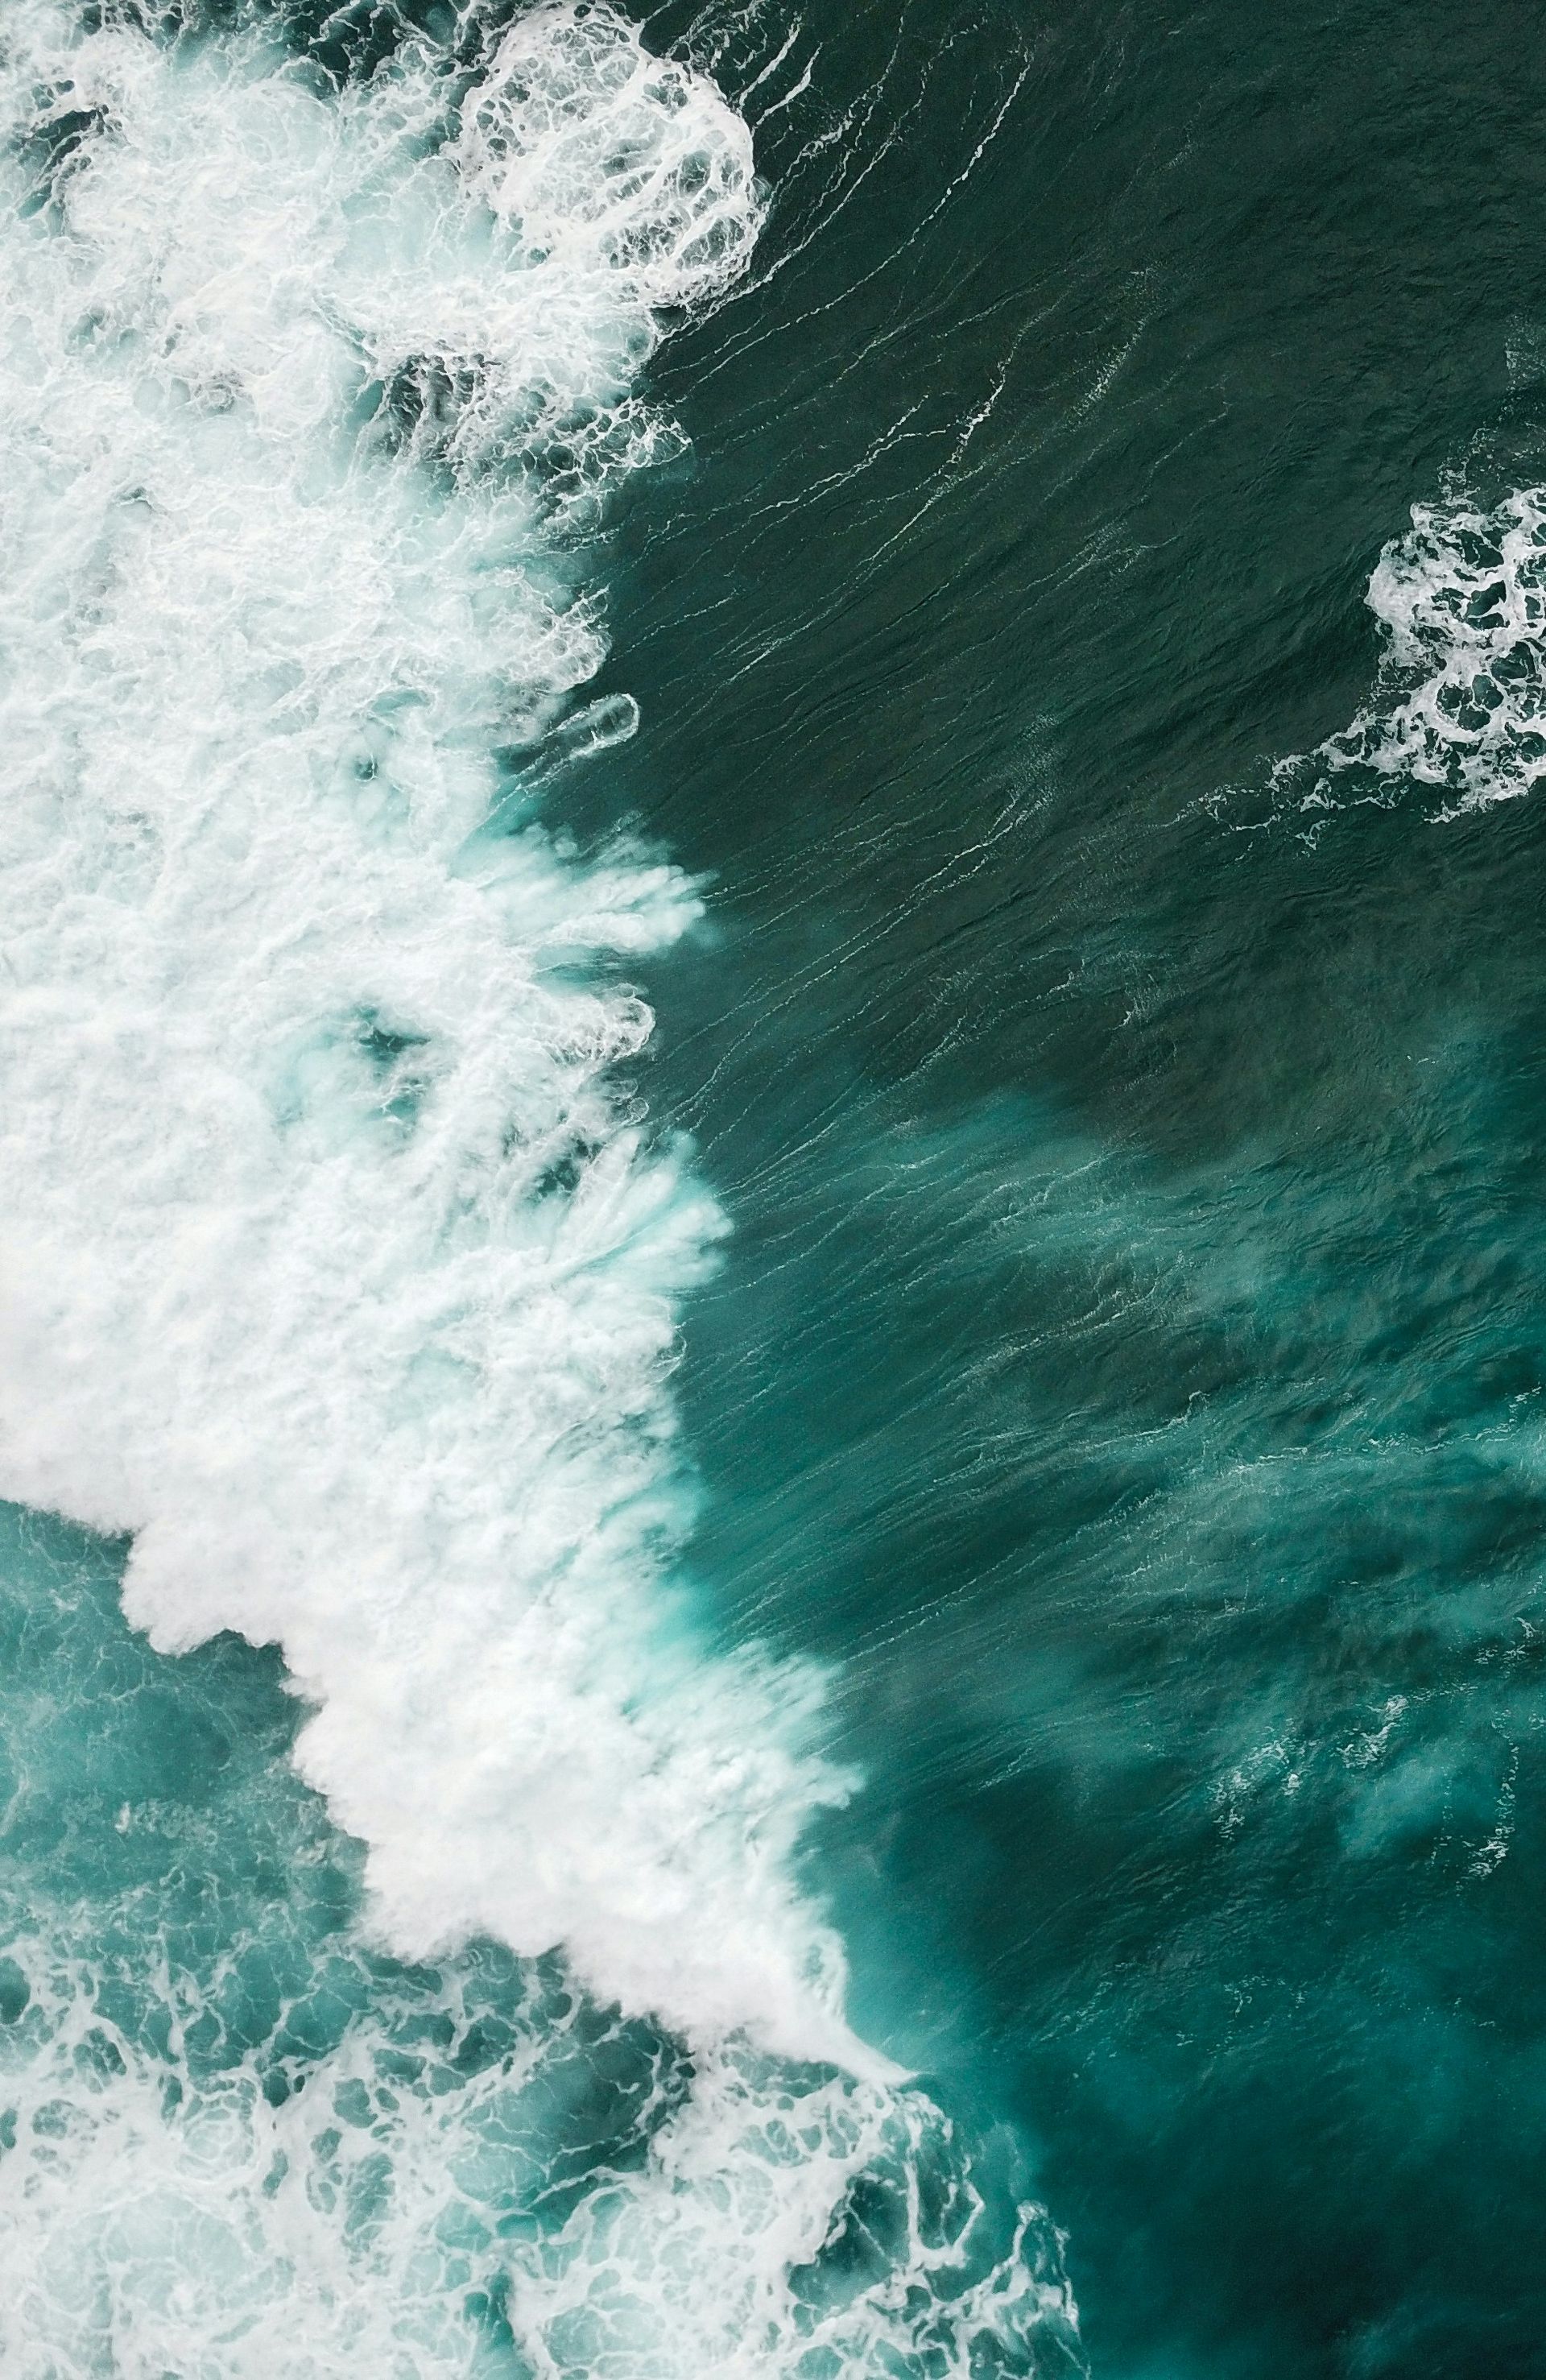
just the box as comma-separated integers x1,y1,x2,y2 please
459,3,763,307
1279,487,1546,819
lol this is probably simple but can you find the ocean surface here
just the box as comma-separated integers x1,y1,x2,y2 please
2,1,1544,2374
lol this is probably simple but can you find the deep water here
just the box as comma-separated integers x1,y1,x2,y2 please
601,2,1546,2373
6,0,1546,2374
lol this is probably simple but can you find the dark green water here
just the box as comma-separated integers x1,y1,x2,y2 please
7,0,1546,2373
598,2,1546,2371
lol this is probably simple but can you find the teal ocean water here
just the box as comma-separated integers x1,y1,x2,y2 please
3,1,1545,2374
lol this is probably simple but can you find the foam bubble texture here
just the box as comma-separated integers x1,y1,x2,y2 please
0,6,1081,2367
1278,487,1546,819
0,1514,1081,2378
0,0,864,2055
0,1947,1078,2380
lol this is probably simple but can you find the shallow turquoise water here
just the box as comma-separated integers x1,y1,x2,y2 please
6,0,1546,2374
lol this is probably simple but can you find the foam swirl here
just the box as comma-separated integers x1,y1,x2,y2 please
1277,486,1546,820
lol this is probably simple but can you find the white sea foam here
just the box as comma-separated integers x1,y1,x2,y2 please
0,0,855,2059
1279,486,1546,818
0,7,1080,2368
0,1911,1077,2378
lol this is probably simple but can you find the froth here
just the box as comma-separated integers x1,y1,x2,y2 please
0,7,1090,2366
460,6,763,307
1275,486,1546,820
0,0,853,2059
0,1914,1078,2378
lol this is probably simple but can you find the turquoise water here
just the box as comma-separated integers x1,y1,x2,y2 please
617,4,1546,2370
4,0,1546,2374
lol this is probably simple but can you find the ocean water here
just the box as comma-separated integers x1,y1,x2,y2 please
2,0,1545,2375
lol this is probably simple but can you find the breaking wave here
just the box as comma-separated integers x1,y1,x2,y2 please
0,3,1080,2370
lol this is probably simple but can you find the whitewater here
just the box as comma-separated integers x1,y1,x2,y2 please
0,1,1080,2370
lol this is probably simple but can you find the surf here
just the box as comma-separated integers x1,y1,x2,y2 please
0,3,1079,2370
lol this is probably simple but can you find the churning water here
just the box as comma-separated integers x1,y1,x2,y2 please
4,2,1546,2375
